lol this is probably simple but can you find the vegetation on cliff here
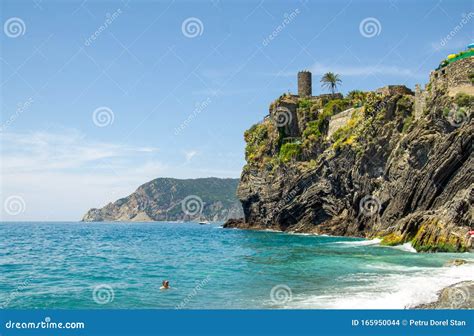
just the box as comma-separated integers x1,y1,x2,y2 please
82,178,243,222
232,66,473,252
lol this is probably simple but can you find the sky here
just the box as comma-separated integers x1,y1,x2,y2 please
1,0,473,221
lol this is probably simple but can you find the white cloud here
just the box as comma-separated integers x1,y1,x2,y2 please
0,129,165,221
1,129,160,174
0,129,241,221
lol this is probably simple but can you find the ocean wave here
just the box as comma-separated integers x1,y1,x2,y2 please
334,238,381,247
284,261,474,309
388,242,417,253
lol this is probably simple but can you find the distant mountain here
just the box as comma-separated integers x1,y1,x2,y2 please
82,177,243,222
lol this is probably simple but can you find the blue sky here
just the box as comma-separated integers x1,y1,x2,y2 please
1,0,473,220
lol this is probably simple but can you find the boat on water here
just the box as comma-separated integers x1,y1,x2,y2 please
198,220,211,225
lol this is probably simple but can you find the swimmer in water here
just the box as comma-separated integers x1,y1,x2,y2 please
160,280,170,290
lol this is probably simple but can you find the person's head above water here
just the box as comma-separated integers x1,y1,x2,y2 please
161,280,170,289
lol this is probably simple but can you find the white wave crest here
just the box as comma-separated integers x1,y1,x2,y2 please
284,261,474,309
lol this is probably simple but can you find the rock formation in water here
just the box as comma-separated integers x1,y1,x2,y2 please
224,53,473,252
82,178,243,222
415,281,474,309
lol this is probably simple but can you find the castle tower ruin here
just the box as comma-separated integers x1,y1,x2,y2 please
298,71,312,97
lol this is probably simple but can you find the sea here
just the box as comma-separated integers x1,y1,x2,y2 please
1,222,473,309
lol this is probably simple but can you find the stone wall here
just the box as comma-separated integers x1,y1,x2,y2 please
430,56,474,96
270,98,300,137
327,108,355,138
376,85,413,96
298,71,312,97
414,84,428,120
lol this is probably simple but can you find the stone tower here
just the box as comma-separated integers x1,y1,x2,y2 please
298,71,312,97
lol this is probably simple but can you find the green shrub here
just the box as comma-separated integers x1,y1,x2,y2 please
396,95,413,111
402,115,413,133
298,98,312,110
302,120,323,139
469,73,474,85
244,123,270,164
279,143,301,163
323,99,350,115
454,92,474,107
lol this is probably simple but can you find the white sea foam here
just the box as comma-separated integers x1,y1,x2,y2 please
285,261,474,309
334,238,381,247
388,242,417,253
287,232,317,236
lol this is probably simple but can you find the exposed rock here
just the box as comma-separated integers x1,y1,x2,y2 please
82,178,243,222
415,281,474,309
225,61,473,252
444,259,468,267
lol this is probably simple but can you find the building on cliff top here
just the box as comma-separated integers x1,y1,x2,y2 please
375,85,413,96
414,45,473,118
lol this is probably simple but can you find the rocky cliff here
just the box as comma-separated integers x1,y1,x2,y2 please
224,60,473,252
82,178,243,222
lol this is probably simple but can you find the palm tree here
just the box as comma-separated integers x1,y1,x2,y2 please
320,72,342,94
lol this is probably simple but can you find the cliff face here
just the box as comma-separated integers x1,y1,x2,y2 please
82,178,243,222
225,64,473,252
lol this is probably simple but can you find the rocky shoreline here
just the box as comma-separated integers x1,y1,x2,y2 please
414,281,474,309
224,58,473,252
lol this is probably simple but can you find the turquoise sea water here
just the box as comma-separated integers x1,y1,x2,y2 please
1,222,473,309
